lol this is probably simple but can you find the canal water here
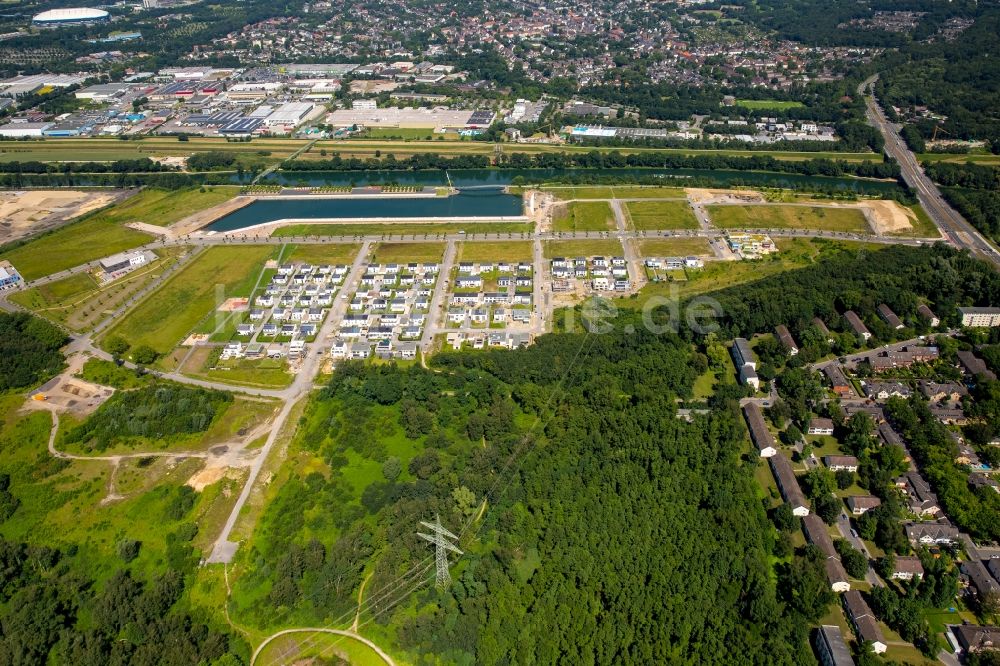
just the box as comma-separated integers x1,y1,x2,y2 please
206,189,524,232
247,167,903,195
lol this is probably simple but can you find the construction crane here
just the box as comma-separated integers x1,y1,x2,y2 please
931,124,952,142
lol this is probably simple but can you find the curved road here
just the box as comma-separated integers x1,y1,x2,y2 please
251,628,395,666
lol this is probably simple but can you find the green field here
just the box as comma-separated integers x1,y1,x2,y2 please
544,239,624,259
459,241,534,262
707,204,870,232
552,201,615,232
8,248,186,332
100,245,274,357
626,200,699,230
0,394,242,587
100,186,240,227
282,242,364,264
1,217,153,281
271,222,532,237
637,237,714,257
372,242,445,263
631,238,883,306
735,99,806,110
365,127,447,140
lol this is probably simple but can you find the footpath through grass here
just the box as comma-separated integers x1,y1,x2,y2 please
100,245,274,357
272,221,531,237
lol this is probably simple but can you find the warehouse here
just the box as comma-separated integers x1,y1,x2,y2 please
263,102,315,127
0,122,52,138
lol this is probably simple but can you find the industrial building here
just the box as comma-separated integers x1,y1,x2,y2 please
32,7,109,25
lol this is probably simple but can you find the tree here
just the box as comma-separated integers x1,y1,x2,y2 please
835,539,868,579
814,494,841,525
452,486,477,519
131,345,159,365
105,336,130,357
382,457,401,482
835,469,854,490
116,538,141,563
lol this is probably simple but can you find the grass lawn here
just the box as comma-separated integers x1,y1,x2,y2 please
365,127,443,141
272,222,531,237
735,99,806,110
282,242,363,265
551,201,615,232
100,245,274,357
9,247,186,332
544,239,624,258
373,242,445,263
707,204,870,233
0,395,241,589
458,241,534,263
692,370,716,400
631,238,880,306
637,237,714,257
626,200,699,230
98,186,240,226
1,217,152,281
191,357,294,389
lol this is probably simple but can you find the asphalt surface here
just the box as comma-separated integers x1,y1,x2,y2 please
860,74,1000,267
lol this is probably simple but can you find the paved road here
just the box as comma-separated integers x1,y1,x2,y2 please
419,240,456,355
207,241,373,564
836,511,883,587
860,74,1000,266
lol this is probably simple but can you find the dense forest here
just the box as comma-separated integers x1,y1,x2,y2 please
63,384,231,451
922,162,1000,243
281,150,899,180
0,313,67,391
232,324,846,663
702,243,1000,345
0,536,245,664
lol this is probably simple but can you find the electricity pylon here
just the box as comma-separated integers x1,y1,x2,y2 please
417,515,463,589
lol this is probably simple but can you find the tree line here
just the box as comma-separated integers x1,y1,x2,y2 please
0,313,67,392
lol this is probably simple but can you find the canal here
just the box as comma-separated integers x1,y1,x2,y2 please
206,189,524,232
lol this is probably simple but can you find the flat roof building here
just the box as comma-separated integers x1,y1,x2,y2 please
959,307,1000,328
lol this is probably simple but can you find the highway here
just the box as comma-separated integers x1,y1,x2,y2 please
860,74,1000,267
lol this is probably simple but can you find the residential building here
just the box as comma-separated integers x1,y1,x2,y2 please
904,522,959,546
962,560,1000,604
953,624,1000,656
770,453,809,516
846,495,881,515
959,307,1000,328
957,350,997,381
743,403,777,458
917,304,939,328
814,625,854,666
824,365,853,397
844,310,871,341
813,317,835,344
802,514,851,592
843,590,887,654
891,556,924,581
823,455,859,472
896,472,941,517
863,381,912,400
807,418,835,436
877,303,903,330
776,325,799,356
733,338,756,369
918,380,967,403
